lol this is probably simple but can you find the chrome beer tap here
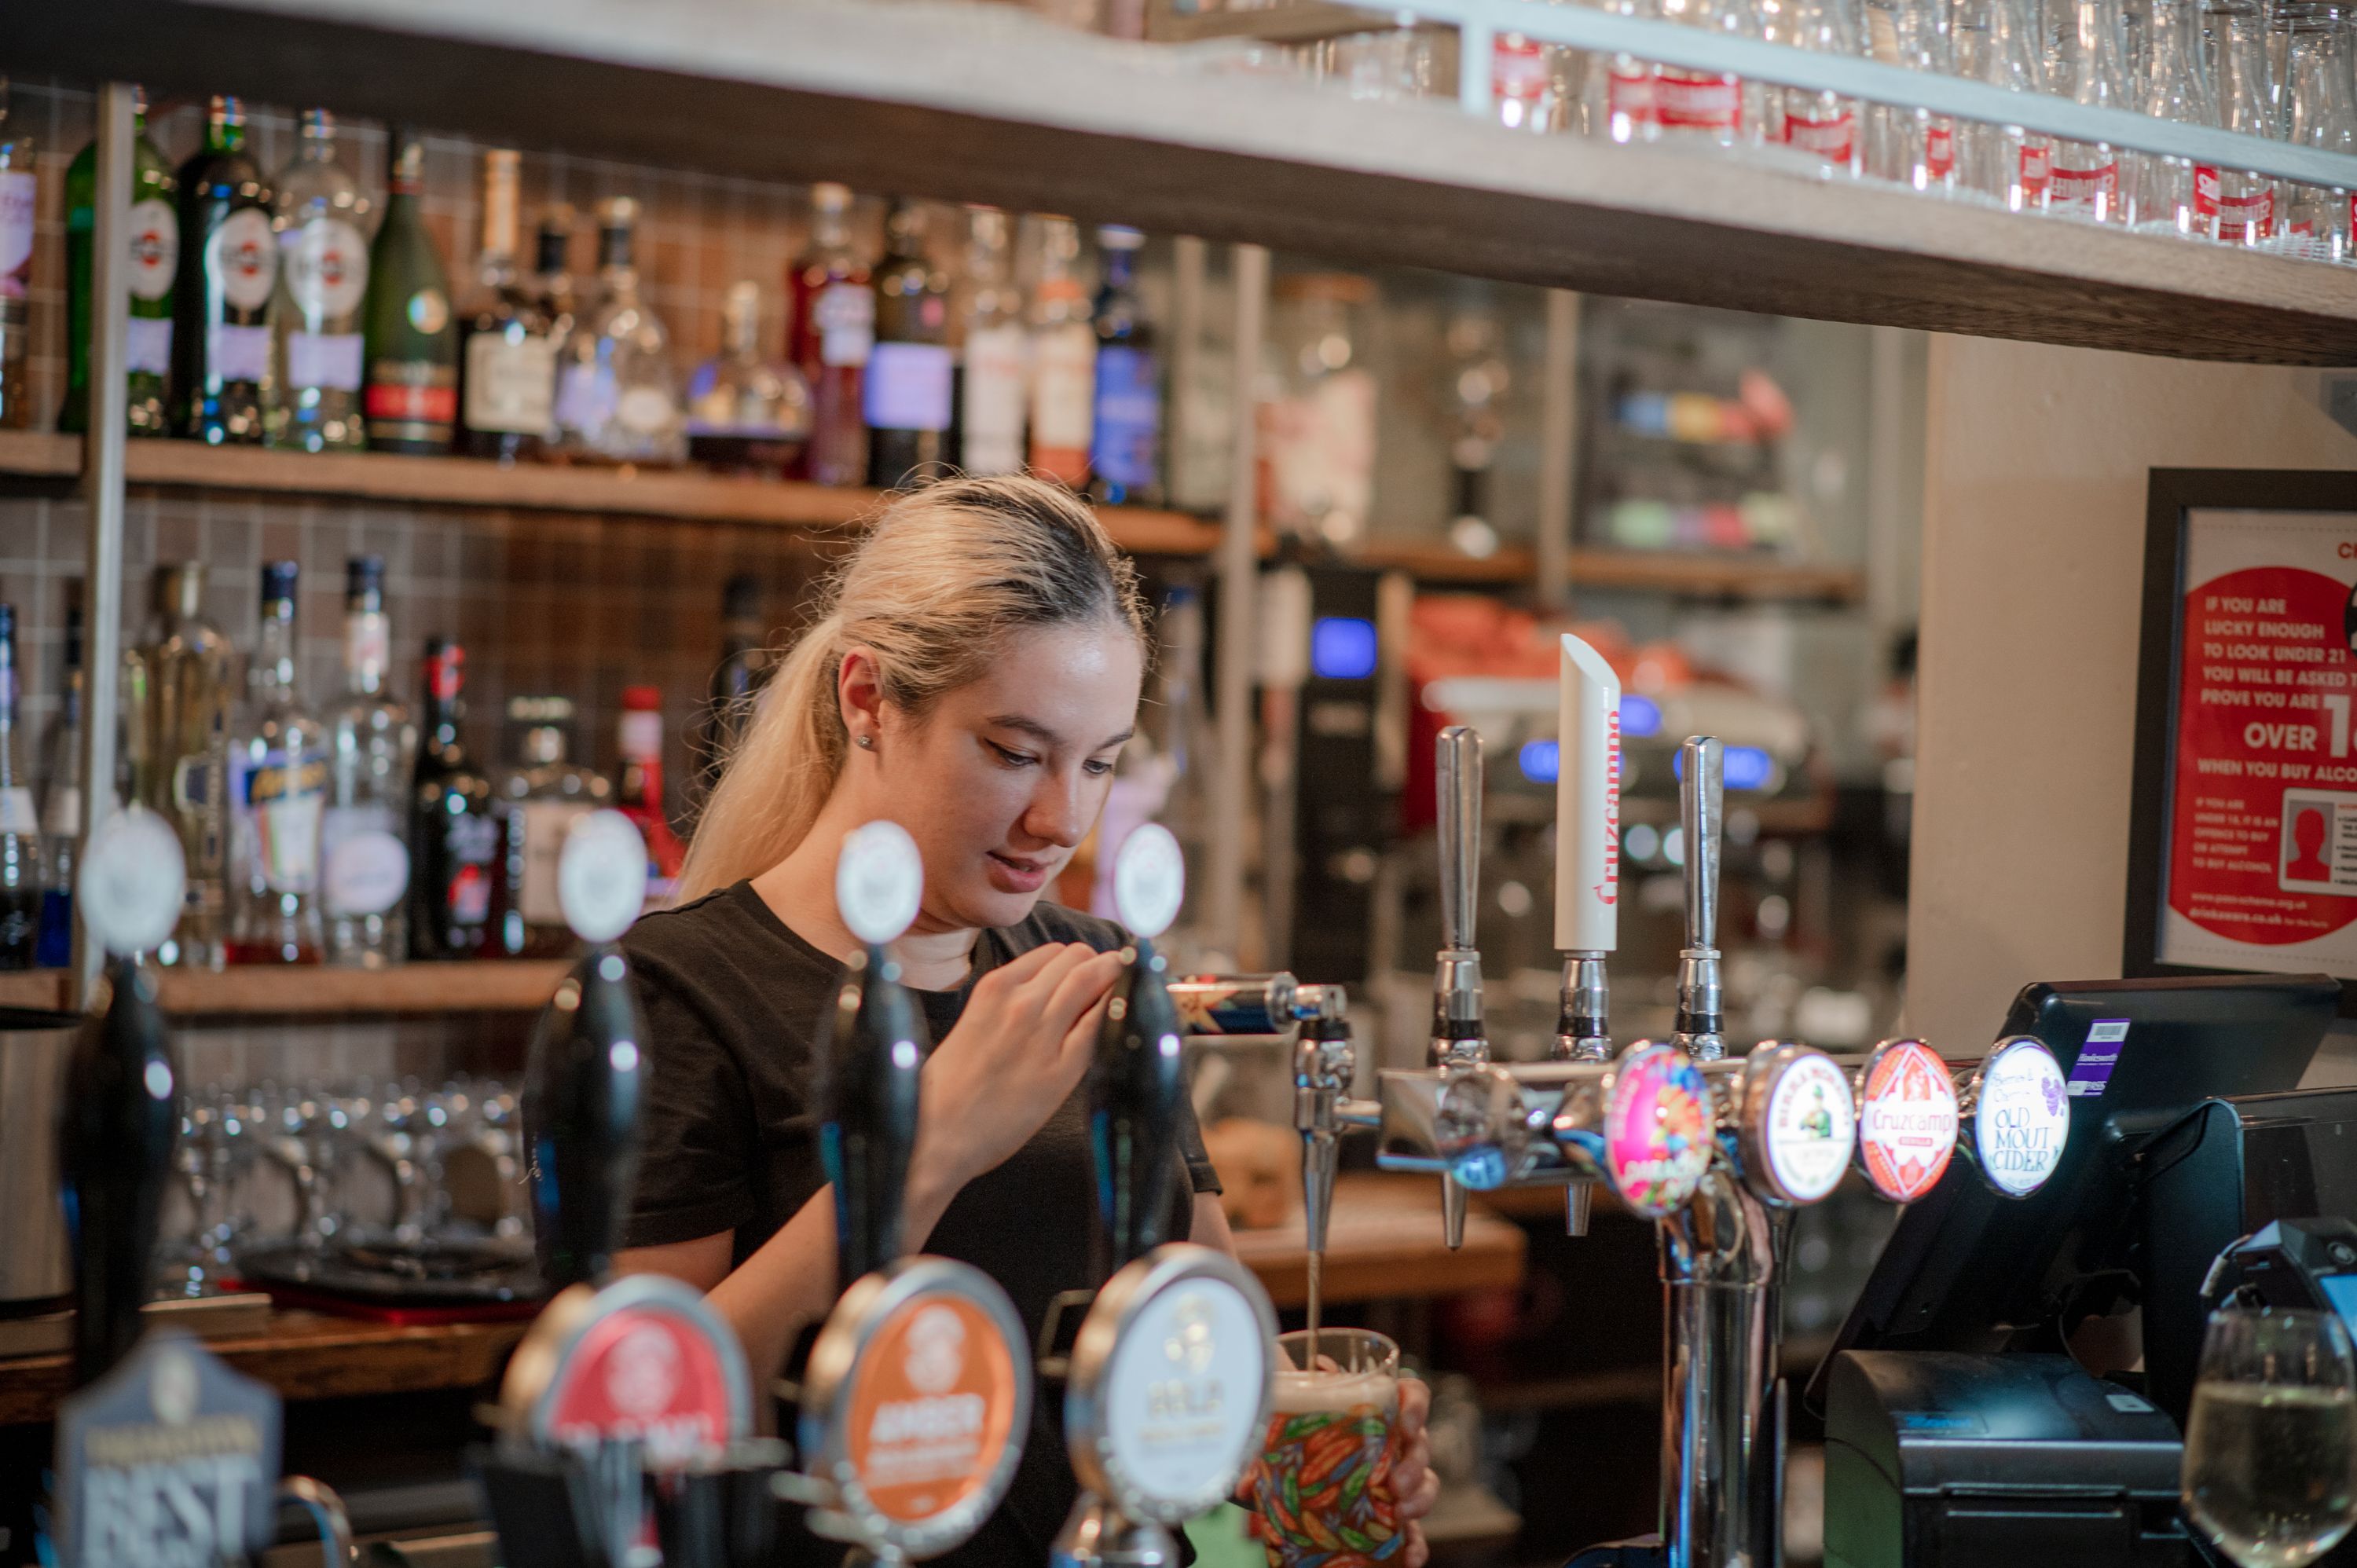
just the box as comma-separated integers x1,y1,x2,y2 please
1674,736,1726,1062
1431,724,1488,1249
1554,632,1625,1236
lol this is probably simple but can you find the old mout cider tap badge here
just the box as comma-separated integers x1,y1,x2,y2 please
2164,509,2357,979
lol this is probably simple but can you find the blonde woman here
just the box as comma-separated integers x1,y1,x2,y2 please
615,476,1435,1568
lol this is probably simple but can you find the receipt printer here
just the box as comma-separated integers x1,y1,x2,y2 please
1822,1352,2197,1568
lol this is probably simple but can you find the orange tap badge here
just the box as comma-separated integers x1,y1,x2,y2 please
846,1291,1021,1524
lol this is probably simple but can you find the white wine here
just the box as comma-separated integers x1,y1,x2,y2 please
2185,1382,2357,1568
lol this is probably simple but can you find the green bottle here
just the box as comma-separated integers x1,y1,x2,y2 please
361,130,456,455
63,86,178,437
171,96,273,444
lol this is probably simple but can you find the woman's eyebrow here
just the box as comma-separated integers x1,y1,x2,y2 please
987,715,1137,749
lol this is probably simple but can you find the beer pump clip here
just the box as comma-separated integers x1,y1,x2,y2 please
490,811,755,1559
781,821,1034,1568
51,807,353,1568
1049,825,1280,1568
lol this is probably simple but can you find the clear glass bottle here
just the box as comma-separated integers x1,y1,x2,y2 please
496,695,612,958
1029,216,1095,487
266,109,373,452
228,562,327,965
2043,0,2130,222
172,95,273,445
0,79,33,431
324,557,418,969
1955,0,2055,211
460,151,557,462
0,603,40,971
2280,2,2357,261
2129,0,2220,236
64,86,176,438
145,563,234,969
35,605,82,969
864,200,955,489
1090,225,1160,507
408,639,498,962
788,182,874,487
955,207,1029,478
1259,273,1379,546
2204,0,2282,244
552,196,684,465
685,280,810,474
1582,0,1662,143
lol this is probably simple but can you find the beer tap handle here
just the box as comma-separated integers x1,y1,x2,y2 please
1292,986,1380,1258
1675,736,1726,1061
823,822,930,1292
1098,826,1191,1274
1553,633,1622,1064
1432,725,1485,1057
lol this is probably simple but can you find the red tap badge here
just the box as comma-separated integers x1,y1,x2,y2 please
543,1299,742,1463
846,1291,1021,1524
1857,1040,1958,1203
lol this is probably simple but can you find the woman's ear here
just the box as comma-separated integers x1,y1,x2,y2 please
838,645,888,751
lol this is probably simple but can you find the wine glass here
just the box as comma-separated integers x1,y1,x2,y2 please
2183,1306,2357,1568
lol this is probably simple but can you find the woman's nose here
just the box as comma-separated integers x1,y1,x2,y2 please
1022,768,1090,848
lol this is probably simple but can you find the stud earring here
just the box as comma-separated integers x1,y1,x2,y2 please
856,734,874,749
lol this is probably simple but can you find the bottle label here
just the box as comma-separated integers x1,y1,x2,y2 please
125,317,173,378
2197,167,2276,243
365,363,459,437
208,322,272,385
0,170,33,295
237,750,327,894
816,282,876,368
288,331,365,393
962,322,1029,475
615,383,676,436
2047,155,2118,216
209,208,277,312
1091,345,1160,493
1926,121,1956,180
863,340,955,433
620,709,662,763
1032,324,1096,452
2020,141,2051,196
443,813,499,926
344,612,390,686
464,331,557,434
0,786,34,834
1654,71,1741,131
519,800,593,926
1493,34,1552,103
554,360,616,435
284,216,371,321
126,197,179,302
1779,106,1856,164
1605,61,1656,129
321,811,409,916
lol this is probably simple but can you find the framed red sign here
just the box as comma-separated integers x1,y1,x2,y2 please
2128,471,2357,1014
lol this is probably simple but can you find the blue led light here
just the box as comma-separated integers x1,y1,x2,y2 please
1620,694,1662,738
1670,744,1776,790
1310,617,1379,680
1519,739,1560,783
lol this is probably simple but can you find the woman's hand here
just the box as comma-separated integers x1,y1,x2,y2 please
912,942,1124,1199
1392,1376,1440,1568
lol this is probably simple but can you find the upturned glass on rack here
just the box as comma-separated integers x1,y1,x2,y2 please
2128,0,2218,236
2204,0,2281,246
2278,1,2357,261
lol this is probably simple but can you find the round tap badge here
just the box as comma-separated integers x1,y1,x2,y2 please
1857,1040,1959,1203
845,1289,1022,1525
557,809,647,943
78,804,186,957
537,1279,750,1466
1099,1273,1270,1521
1758,1049,1857,1205
839,820,925,947
1113,823,1184,941
1972,1036,2069,1198
1602,1043,1714,1218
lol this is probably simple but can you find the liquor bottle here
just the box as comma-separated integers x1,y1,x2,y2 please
618,687,686,910
954,207,1028,478
2128,0,2220,236
0,79,38,431
684,280,810,474
35,605,82,969
2202,0,2279,245
552,197,684,465
1089,225,1160,507
865,199,954,489
459,150,557,462
363,130,458,454
170,95,273,445
63,86,176,438
266,109,373,452
0,604,40,971
788,182,874,486
2046,0,2129,222
227,562,327,965
145,562,234,969
1954,0,2052,211
691,573,769,811
323,557,418,968
496,695,613,958
1028,217,1094,487
409,639,499,962
2279,2,2357,262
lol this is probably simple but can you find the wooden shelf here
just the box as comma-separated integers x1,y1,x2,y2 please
16,0,2357,361
1361,540,1863,601
0,961,569,1017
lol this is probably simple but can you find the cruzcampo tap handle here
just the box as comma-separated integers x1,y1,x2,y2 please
822,822,929,1295
1096,826,1189,1276
60,806,189,1390
525,811,652,1291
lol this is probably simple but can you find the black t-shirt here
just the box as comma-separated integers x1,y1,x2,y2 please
621,880,1222,1566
